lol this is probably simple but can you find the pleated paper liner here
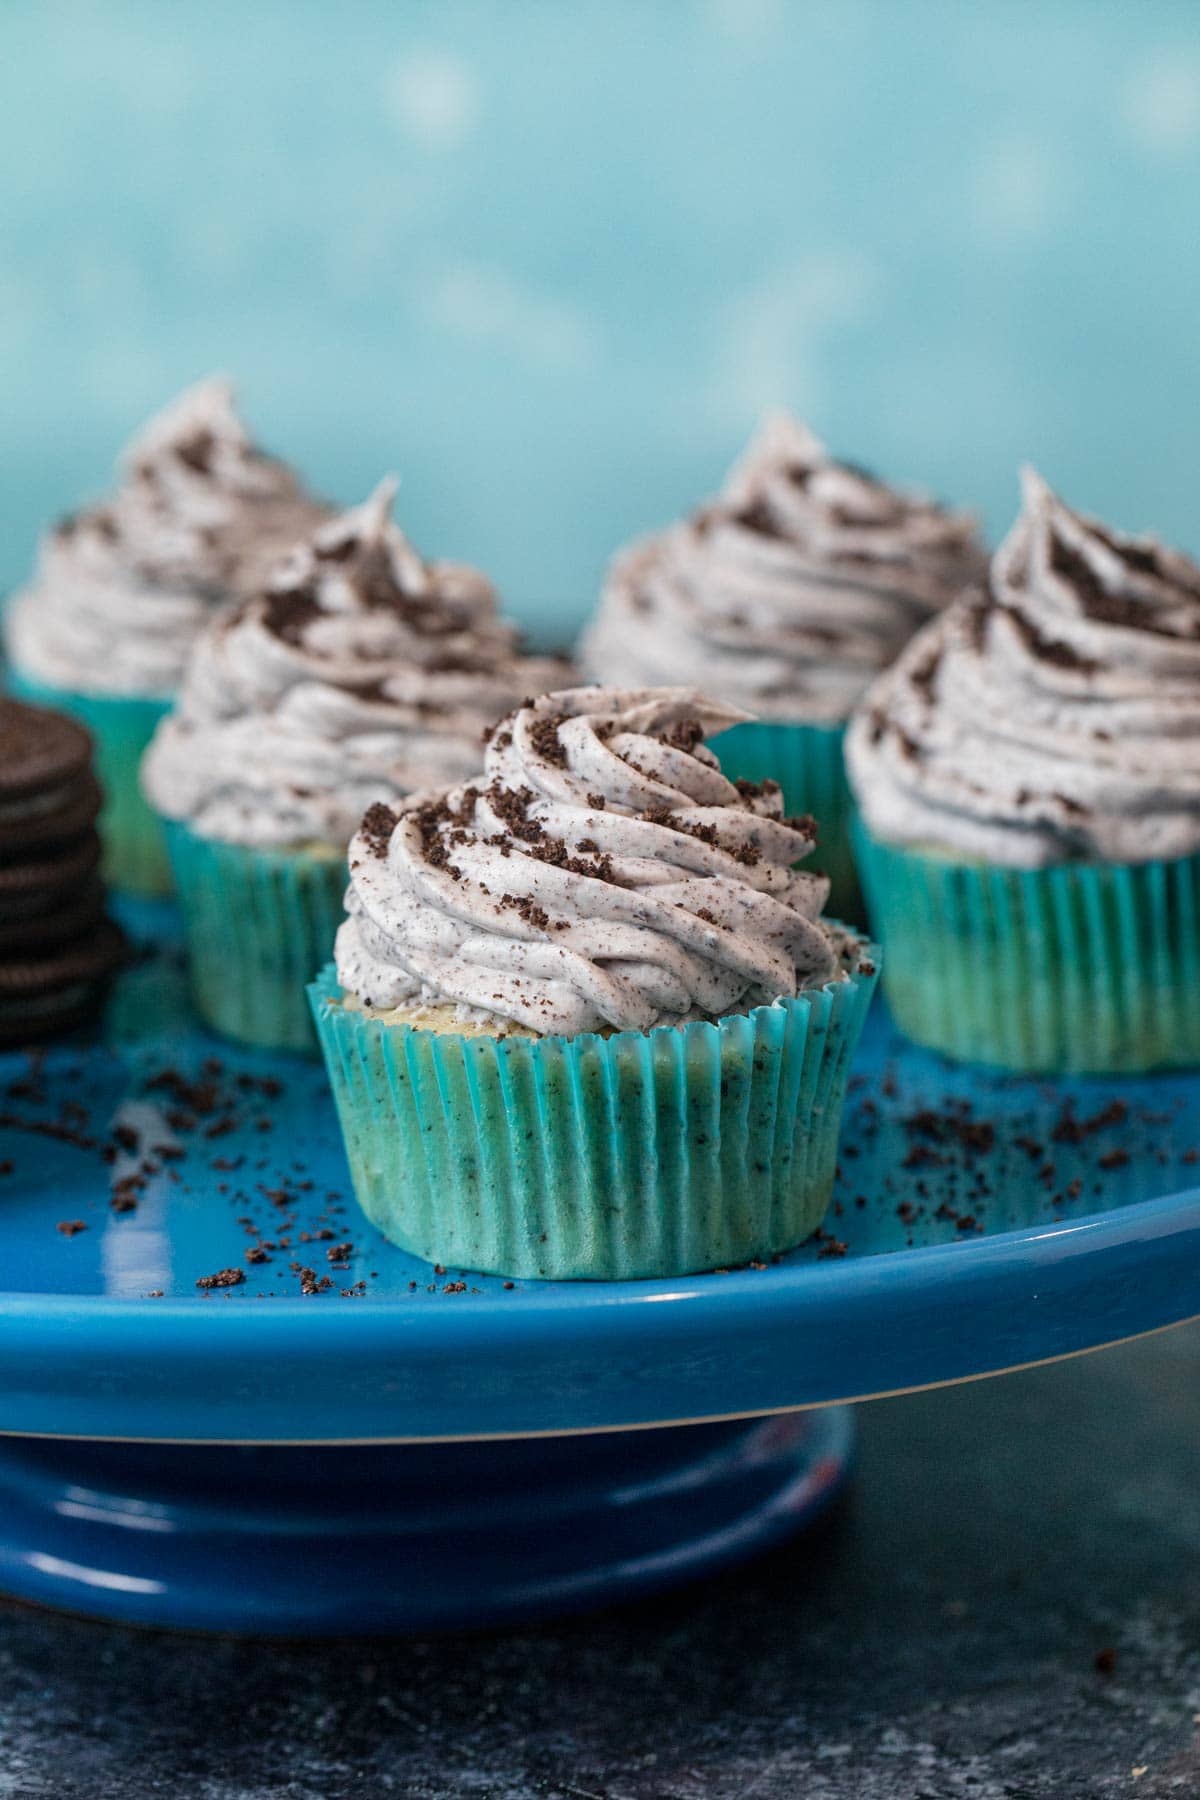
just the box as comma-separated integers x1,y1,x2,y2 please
710,719,861,924
165,822,346,1053
854,821,1200,1073
309,949,879,1281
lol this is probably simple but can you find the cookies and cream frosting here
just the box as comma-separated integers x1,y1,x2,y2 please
141,481,571,850
846,467,1200,867
582,413,983,724
335,685,849,1038
6,377,327,698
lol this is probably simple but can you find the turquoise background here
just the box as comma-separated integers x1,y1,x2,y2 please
2,0,1198,640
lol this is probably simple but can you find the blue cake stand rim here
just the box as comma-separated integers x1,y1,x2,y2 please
2,895,1197,1446
1,1181,1196,1444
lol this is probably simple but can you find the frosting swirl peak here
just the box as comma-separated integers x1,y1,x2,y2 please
335,685,844,1037
114,376,325,587
583,413,984,723
6,377,328,698
141,481,571,850
846,467,1200,866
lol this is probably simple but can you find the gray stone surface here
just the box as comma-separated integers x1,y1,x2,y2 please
1,1325,1199,1799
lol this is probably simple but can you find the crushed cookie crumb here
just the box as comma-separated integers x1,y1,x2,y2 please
529,713,570,767
361,801,399,858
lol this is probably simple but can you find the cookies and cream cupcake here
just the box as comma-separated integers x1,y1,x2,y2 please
582,413,984,915
311,685,878,1279
5,377,327,893
143,481,571,1052
847,467,1200,1070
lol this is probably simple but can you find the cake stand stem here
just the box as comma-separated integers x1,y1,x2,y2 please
0,1408,854,1634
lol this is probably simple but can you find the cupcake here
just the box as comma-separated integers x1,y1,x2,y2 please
310,686,878,1280
142,480,571,1052
4,377,327,894
581,413,984,918
847,467,1200,1072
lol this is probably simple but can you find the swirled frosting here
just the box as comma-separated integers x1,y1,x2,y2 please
335,686,849,1037
6,378,328,698
582,413,984,724
846,467,1200,866
141,481,572,850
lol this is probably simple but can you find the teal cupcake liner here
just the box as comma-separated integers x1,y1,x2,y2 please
309,951,879,1281
710,720,860,923
166,823,347,1053
854,821,1200,1073
5,669,173,897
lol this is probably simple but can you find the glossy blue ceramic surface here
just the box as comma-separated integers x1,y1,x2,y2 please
0,1409,853,1634
1,900,1197,1448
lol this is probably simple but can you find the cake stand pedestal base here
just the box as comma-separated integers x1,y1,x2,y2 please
0,1408,853,1635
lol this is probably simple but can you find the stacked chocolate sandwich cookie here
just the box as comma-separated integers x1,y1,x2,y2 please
0,698,124,1043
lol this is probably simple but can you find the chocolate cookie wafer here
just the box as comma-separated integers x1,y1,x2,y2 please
0,921,125,1045
0,877,106,955
0,697,124,1042
0,770,104,854
0,698,92,801
0,832,102,921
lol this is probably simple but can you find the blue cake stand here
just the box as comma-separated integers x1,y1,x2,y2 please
0,900,1197,1634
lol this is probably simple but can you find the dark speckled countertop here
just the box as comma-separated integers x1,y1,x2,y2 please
2,1325,1198,1799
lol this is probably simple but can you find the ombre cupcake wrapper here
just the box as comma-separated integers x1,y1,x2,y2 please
5,670,172,896
710,719,860,923
166,823,346,1053
854,822,1200,1073
309,953,878,1281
